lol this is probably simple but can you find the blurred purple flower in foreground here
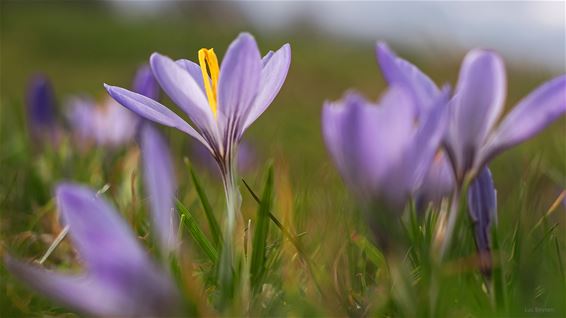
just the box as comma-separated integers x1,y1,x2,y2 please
377,43,566,184
322,86,449,208
26,75,61,145
140,124,178,253
5,184,180,316
5,123,179,315
67,65,158,148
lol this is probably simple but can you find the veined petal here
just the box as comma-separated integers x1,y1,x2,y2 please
450,50,506,174
150,53,216,132
480,75,566,166
376,42,440,114
56,183,148,272
5,256,123,316
132,64,159,100
140,124,178,253
104,84,213,152
176,59,206,93
467,166,497,276
244,43,291,130
218,33,262,127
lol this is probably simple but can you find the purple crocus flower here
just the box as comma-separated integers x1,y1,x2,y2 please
26,75,60,144
66,64,158,148
468,166,497,276
104,32,290,233
5,184,181,316
67,96,140,148
377,43,566,184
322,85,449,208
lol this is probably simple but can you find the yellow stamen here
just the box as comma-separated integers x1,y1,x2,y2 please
198,48,220,117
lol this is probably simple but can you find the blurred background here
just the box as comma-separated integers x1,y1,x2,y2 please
1,1,565,316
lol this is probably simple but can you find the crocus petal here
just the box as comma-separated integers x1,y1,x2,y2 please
140,124,178,253
449,50,506,174
150,53,216,133
176,58,206,93
405,86,451,190
104,84,212,152
480,75,566,166
243,43,291,130
376,42,440,114
5,256,124,316
416,152,455,208
6,254,181,316
322,93,370,194
56,183,148,272
467,166,497,276
218,33,262,128
132,64,160,100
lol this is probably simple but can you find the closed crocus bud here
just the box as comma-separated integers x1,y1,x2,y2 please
468,166,497,277
26,75,60,145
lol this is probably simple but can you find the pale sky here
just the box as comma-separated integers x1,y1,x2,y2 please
109,1,566,72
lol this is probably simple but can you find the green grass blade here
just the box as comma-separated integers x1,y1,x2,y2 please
250,163,274,291
176,200,218,263
188,163,222,247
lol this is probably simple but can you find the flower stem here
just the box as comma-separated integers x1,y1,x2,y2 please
218,154,241,307
438,188,460,260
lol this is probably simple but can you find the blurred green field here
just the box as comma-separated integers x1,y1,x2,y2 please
1,2,565,317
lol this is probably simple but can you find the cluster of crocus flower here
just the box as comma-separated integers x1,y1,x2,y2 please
8,30,565,315
323,42,565,261
67,65,159,148
26,65,158,150
6,124,180,316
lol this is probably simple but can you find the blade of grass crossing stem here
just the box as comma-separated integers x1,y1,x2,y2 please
242,178,325,296
188,163,222,247
491,224,506,313
176,200,218,263
250,164,274,291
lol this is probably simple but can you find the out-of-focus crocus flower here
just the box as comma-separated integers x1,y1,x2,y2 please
322,86,449,208
140,124,178,254
416,152,455,209
377,43,566,184
26,75,61,145
5,184,181,316
67,97,140,147
105,32,291,234
67,65,159,148
468,166,497,276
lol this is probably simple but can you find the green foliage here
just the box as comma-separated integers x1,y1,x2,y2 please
250,163,274,292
